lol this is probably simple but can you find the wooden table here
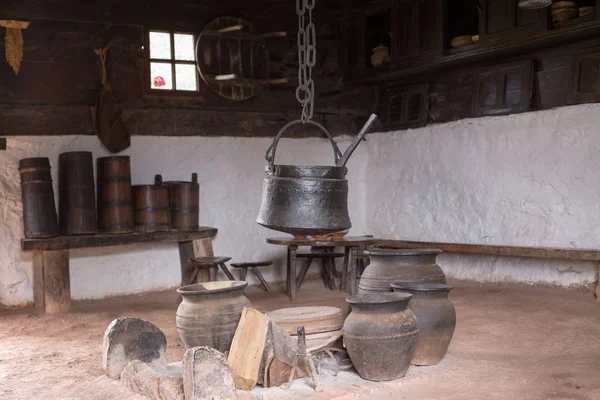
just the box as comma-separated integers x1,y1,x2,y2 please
21,227,218,313
266,236,377,303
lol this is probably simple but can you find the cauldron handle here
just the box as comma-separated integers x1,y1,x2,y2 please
265,119,343,167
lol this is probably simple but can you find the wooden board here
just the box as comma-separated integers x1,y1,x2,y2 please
22,227,217,251
377,240,600,261
227,307,270,390
32,250,45,311
265,306,344,336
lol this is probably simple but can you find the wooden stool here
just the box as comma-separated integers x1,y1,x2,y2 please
188,256,234,283
296,248,345,291
230,261,273,292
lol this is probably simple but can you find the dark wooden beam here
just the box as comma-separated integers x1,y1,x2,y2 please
376,240,600,262
22,227,218,251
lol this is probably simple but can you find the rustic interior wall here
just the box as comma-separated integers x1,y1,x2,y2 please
364,103,600,287
0,135,367,306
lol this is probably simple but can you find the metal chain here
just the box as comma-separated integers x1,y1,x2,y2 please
296,0,316,123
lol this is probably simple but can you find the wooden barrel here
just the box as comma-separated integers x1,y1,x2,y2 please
166,173,199,231
96,156,134,234
18,157,60,238
132,174,171,233
58,151,97,235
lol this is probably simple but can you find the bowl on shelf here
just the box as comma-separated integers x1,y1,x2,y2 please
552,7,577,22
579,6,595,17
450,35,474,48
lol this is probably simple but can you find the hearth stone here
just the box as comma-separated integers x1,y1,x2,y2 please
182,346,236,400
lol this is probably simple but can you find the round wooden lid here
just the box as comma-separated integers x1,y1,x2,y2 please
265,306,345,335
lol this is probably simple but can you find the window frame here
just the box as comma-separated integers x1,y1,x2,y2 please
144,29,200,97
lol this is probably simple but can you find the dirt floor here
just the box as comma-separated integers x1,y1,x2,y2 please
0,279,599,400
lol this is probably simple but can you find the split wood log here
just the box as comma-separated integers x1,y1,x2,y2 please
42,250,70,313
227,307,270,390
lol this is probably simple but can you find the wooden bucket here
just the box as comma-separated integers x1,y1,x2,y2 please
96,156,133,234
166,173,199,231
132,174,171,233
19,157,60,239
58,151,97,235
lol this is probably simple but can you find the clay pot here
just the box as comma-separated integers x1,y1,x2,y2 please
176,281,251,352
391,282,456,366
343,292,418,381
370,44,391,68
358,248,445,293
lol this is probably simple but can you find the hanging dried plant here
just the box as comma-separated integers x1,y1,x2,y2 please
5,27,23,74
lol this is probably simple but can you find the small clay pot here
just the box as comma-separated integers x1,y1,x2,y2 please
358,248,446,293
391,282,456,366
176,281,251,352
370,45,391,68
343,292,418,381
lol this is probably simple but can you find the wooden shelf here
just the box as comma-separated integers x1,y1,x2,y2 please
22,227,218,251
348,19,600,85
377,240,600,261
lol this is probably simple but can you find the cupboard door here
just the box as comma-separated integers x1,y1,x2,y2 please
418,0,442,55
569,48,600,104
383,83,430,130
486,0,513,35
472,60,534,117
342,13,366,77
392,0,418,61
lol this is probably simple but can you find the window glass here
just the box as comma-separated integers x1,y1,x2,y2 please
149,31,171,60
175,64,197,91
150,62,173,90
174,33,195,61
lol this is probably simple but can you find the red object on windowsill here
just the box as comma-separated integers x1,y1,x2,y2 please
153,76,166,87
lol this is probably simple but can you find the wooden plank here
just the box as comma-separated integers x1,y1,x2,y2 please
377,240,600,261
32,250,45,311
42,250,71,314
22,227,217,251
227,307,270,390
178,241,196,287
192,238,214,282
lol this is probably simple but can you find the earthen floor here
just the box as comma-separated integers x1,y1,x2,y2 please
0,279,599,400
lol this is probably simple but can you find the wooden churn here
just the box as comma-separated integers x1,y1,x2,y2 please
96,156,134,234
165,173,199,231
132,174,171,233
18,157,60,238
58,151,97,235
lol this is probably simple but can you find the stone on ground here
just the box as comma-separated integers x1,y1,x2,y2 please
182,346,236,400
120,360,184,400
102,317,167,379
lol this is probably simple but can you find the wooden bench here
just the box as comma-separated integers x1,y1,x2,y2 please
21,227,218,313
377,239,600,301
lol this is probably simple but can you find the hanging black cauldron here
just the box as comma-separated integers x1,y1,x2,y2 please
257,115,377,237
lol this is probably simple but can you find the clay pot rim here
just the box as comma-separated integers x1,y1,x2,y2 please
177,280,248,295
364,248,442,257
346,292,412,305
390,282,453,292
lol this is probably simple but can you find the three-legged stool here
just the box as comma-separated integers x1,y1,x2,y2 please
188,256,234,283
230,261,273,291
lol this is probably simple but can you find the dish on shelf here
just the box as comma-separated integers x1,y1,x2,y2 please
450,35,474,48
551,1,576,10
579,6,596,17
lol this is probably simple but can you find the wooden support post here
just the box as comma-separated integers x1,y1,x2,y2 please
42,250,71,314
32,250,45,311
596,261,600,303
349,247,358,295
179,241,196,287
289,246,298,304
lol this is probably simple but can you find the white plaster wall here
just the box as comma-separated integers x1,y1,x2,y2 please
364,104,600,287
0,135,367,306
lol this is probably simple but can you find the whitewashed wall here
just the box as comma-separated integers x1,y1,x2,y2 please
0,135,367,306
364,104,600,287
2,104,599,306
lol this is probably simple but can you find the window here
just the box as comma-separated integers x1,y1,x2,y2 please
148,31,198,92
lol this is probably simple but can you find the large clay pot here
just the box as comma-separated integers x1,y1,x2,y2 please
391,282,456,366
176,281,250,352
358,249,445,293
343,292,418,381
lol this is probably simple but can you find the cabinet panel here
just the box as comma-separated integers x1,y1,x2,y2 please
383,83,430,129
472,59,534,116
486,0,513,35
392,0,418,61
418,0,440,54
569,48,600,104
342,13,366,77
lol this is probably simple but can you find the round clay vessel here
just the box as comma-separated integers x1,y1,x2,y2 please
391,282,456,366
358,248,446,293
343,292,418,381
176,281,251,352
